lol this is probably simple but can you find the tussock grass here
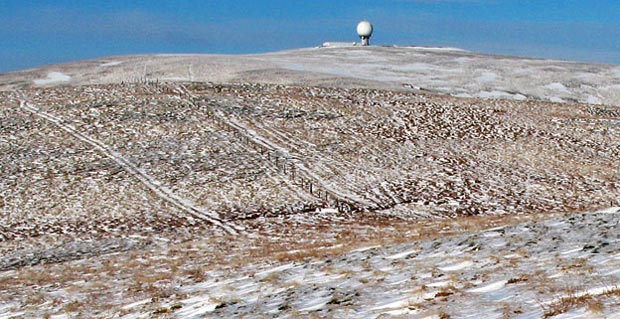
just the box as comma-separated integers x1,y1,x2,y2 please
543,293,600,318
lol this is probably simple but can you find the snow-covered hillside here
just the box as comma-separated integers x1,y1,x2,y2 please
1,81,619,317
1,48,619,318
141,208,620,319
2,46,620,106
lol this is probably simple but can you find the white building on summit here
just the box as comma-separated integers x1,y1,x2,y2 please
356,21,373,46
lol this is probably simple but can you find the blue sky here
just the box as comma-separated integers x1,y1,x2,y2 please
2,0,620,72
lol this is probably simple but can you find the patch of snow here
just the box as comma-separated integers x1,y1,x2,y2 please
561,247,584,255
439,260,473,272
254,263,295,277
297,296,331,312
468,280,508,293
485,226,507,232
407,46,466,52
399,63,436,72
503,253,522,259
476,72,498,83
385,248,417,259
160,77,190,81
176,299,219,317
453,57,474,64
482,231,503,238
603,268,620,276
453,93,474,98
0,312,25,319
384,307,420,316
545,82,571,94
352,245,382,253
476,90,527,101
320,42,357,48
586,95,602,104
370,298,417,311
418,272,433,279
596,207,620,214
553,309,603,319
100,61,123,67
33,72,71,85
121,299,151,310
426,280,453,288
119,313,149,319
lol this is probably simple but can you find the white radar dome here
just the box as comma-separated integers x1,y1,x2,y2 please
356,21,373,37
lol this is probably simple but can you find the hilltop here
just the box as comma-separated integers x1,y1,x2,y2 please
3,46,620,105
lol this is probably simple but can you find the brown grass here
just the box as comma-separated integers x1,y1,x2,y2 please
507,276,529,284
543,293,599,318
62,300,83,313
232,210,555,266
0,209,565,319
541,286,620,317
602,287,620,297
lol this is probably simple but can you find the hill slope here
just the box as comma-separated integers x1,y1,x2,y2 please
1,48,620,318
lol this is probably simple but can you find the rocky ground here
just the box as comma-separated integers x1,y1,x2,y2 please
0,81,619,318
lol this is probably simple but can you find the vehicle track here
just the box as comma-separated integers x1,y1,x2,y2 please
217,113,375,208
17,96,242,236
178,86,374,212
247,120,385,205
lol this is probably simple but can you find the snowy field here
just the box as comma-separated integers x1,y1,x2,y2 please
0,48,619,318
155,207,620,319
2,46,620,106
